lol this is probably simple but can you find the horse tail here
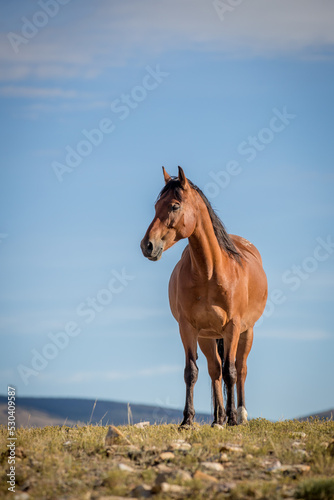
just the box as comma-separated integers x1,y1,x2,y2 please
216,338,224,371
216,339,226,396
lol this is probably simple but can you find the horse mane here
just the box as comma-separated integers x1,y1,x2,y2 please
157,177,242,264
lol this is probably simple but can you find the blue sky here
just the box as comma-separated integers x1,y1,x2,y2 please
1,0,333,422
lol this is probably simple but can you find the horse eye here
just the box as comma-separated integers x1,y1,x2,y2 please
171,204,180,212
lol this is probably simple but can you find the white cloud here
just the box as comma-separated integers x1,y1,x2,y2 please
92,0,334,58
21,100,109,118
0,86,84,99
0,85,100,100
0,63,31,81
1,0,333,84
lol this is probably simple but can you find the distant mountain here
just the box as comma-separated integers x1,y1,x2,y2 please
1,396,332,428
0,396,211,428
298,408,333,421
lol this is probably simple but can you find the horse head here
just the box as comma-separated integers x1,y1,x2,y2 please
140,166,197,261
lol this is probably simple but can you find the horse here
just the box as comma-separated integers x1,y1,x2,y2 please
141,167,268,427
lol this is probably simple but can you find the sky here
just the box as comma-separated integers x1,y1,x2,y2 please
0,0,333,422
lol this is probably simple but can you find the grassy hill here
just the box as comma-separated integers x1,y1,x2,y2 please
1,419,333,499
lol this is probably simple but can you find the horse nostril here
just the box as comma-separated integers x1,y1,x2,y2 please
147,241,153,254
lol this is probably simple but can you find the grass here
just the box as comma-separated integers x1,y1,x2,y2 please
0,418,333,499
295,478,334,500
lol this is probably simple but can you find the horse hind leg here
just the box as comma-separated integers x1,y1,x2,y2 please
198,338,227,427
236,327,254,425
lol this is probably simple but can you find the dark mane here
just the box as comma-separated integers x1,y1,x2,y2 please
157,177,242,264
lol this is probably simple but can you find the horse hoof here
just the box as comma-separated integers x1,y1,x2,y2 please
237,406,248,425
211,423,226,430
178,422,194,430
226,410,237,426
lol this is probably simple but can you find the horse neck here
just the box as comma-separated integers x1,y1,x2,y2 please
188,199,227,280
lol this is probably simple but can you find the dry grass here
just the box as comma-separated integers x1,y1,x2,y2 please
0,418,333,499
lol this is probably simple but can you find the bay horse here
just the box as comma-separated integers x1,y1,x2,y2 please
141,167,267,427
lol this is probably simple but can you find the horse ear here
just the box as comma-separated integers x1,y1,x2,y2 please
178,166,189,189
162,166,171,184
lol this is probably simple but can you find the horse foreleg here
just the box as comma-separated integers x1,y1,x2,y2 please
236,327,253,424
198,337,227,427
179,320,198,427
222,321,240,426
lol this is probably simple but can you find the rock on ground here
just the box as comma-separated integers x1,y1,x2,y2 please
105,425,131,446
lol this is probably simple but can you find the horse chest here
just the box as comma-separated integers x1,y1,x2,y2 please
182,286,230,335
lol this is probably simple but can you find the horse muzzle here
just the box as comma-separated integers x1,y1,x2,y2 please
140,237,164,261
